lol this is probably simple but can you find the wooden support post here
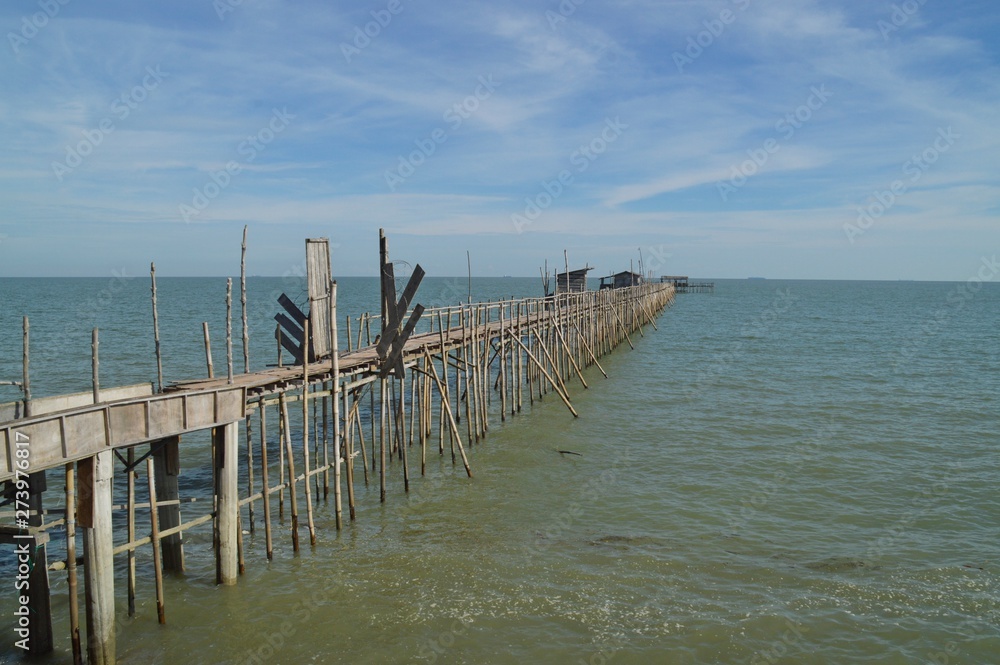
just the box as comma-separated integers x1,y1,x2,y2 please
226,278,234,384
22,315,31,416
280,395,300,551
342,385,356,521
214,422,240,585
499,302,507,421
24,473,53,656
259,404,274,559
241,225,250,373
301,324,317,546
512,333,578,418
203,322,214,378
145,457,166,624
152,437,184,572
65,463,83,665
126,448,136,617
421,350,473,478
81,451,115,665
151,263,164,392
573,321,608,379
554,324,589,389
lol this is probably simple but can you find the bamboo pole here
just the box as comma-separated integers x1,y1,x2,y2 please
241,225,250,373
330,281,343,529
276,324,283,368
150,263,164,392
277,399,285,519
462,309,473,445
126,449,136,617
279,393,300,551
301,324,316,547
146,458,166,624
499,302,507,421
245,416,255,534
533,328,573,402
611,299,635,350
342,387,355,521
353,401,370,485
379,377,387,503
22,316,30,416
202,323,214,378
573,321,608,379
66,463,82,665
512,332,578,418
421,349,472,477
226,279,234,384
554,324,589,389
259,405,273,560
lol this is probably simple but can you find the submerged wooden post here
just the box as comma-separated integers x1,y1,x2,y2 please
259,405,274,559
152,437,184,572
214,422,239,585
280,394,300,551
145,457,166,624
330,281,344,529
301,323,317,547
80,451,115,665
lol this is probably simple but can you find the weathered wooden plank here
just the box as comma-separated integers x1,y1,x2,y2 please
306,238,332,359
0,383,154,423
0,387,247,482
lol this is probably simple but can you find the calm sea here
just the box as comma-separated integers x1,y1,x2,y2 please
0,277,997,664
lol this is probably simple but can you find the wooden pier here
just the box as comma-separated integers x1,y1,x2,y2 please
660,275,715,293
0,230,675,664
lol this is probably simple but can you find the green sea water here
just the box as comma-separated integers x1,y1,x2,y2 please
0,276,997,664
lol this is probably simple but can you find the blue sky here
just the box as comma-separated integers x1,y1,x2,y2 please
1,0,997,279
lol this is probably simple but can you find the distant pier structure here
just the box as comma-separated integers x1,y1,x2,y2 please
600,271,643,290
553,266,593,294
660,275,714,293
